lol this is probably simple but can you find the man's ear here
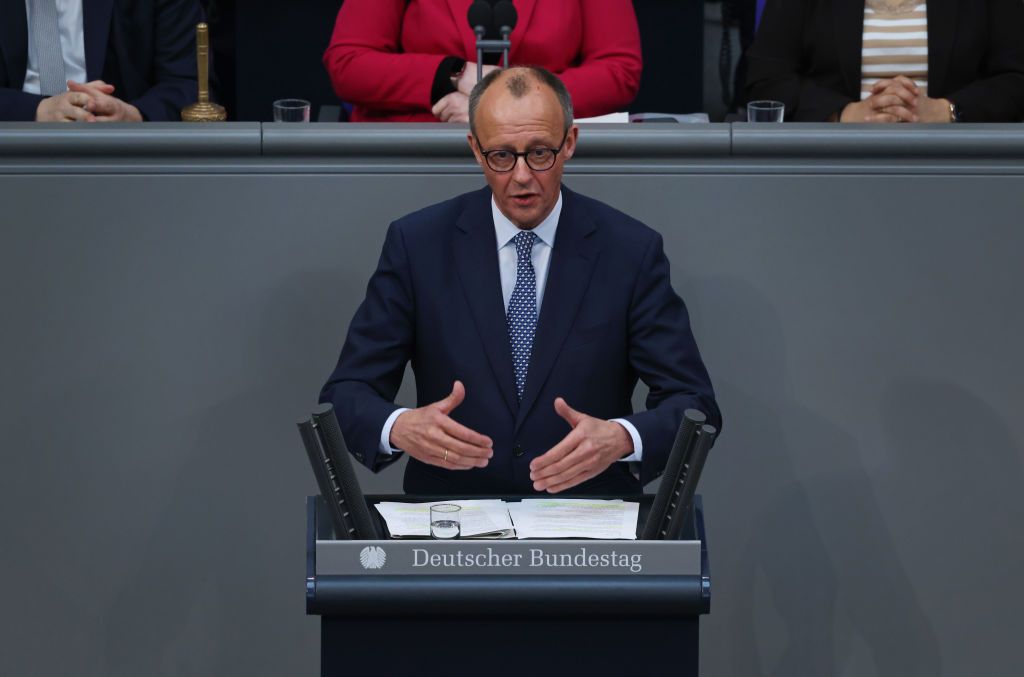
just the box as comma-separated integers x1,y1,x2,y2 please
562,125,579,161
467,133,484,167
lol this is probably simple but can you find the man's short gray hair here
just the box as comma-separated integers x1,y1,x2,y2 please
468,66,574,136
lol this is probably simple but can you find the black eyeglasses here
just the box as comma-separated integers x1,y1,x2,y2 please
476,130,569,172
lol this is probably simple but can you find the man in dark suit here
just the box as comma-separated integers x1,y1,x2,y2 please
321,66,720,496
0,0,205,121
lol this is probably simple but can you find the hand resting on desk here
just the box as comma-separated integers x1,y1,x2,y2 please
35,80,142,122
68,80,143,122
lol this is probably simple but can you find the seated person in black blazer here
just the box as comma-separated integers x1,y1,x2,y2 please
0,0,205,122
745,0,1024,122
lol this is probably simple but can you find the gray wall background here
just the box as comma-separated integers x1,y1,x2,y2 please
1,124,1022,676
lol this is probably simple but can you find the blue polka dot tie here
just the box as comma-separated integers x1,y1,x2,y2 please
507,231,538,401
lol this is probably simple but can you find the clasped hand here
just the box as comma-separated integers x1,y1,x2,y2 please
431,63,499,123
840,75,951,123
35,80,142,122
391,383,633,493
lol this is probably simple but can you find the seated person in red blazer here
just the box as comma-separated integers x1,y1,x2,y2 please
323,0,642,122
745,0,1024,122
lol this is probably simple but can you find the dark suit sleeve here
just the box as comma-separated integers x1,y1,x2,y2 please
945,0,1024,122
129,0,204,121
745,0,853,121
319,221,414,472
0,88,44,121
621,231,721,486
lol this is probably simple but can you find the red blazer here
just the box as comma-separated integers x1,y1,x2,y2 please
323,0,642,122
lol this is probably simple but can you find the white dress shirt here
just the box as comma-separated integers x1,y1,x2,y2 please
22,0,88,96
493,192,559,311
379,191,643,463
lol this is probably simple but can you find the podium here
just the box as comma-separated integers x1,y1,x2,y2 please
305,493,711,676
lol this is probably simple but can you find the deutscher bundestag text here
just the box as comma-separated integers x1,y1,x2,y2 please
412,547,643,573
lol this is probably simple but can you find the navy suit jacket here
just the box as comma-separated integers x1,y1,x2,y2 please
0,0,204,121
320,185,721,496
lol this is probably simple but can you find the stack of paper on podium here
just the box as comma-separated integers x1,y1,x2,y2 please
507,499,639,539
375,500,515,539
374,499,639,540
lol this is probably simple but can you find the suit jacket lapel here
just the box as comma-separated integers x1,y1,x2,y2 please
833,0,866,99
0,0,28,88
83,0,114,81
453,188,519,416
927,0,957,97
514,187,599,434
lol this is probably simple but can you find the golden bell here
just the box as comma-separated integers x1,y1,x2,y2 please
182,23,227,122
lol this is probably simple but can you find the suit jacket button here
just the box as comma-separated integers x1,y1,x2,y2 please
513,444,524,458
355,452,364,462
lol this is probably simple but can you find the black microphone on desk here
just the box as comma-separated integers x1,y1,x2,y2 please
493,1,518,68
467,1,495,81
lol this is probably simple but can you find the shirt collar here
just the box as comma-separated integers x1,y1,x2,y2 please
492,191,562,250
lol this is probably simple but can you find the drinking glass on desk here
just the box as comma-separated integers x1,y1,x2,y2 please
747,100,785,123
430,504,461,539
273,99,311,122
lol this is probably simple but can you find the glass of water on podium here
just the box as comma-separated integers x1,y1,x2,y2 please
746,100,785,122
430,504,461,539
273,98,311,122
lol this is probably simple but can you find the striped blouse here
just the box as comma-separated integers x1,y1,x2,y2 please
860,3,929,99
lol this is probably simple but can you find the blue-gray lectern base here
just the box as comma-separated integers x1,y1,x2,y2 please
320,617,697,674
306,495,710,676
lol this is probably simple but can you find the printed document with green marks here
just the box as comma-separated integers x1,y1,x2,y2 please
375,498,639,540
507,499,639,539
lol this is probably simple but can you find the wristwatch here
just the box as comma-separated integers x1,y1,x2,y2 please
948,100,962,123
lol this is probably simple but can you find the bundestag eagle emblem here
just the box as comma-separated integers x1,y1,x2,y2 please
360,546,387,570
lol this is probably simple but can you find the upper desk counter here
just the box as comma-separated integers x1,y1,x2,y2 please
1,122,1023,175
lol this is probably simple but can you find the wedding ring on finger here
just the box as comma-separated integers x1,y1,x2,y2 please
444,449,449,463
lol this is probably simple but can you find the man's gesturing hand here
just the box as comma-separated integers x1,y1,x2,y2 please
530,398,634,493
389,380,493,470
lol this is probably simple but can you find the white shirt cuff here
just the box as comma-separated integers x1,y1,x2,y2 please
379,407,410,456
611,418,643,462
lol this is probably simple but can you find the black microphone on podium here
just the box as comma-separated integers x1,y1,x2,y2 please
493,1,518,68
467,2,494,81
468,1,517,80
467,1,493,42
